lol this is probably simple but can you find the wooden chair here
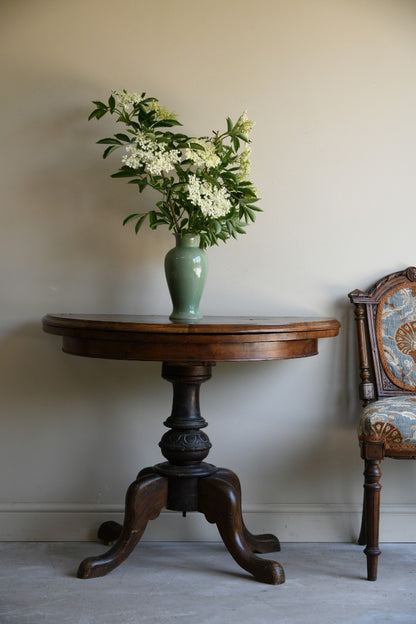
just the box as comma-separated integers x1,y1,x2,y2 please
349,266,416,580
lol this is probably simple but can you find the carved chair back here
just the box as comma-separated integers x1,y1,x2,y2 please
349,267,416,404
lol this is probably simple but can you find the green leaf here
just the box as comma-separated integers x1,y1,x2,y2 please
170,182,187,192
148,211,157,227
97,138,122,145
211,220,222,235
111,167,136,178
114,133,130,142
103,145,119,159
108,94,116,111
221,171,238,183
153,119,182,128
127,178,148,192
88,108,107,120
173,133,189,142
236,227,247,235
188,142,205,151
232,136,240,151
235,132,249,142
123,213,142,225
226,117,233,133
141,96,158,104
134,214,148,233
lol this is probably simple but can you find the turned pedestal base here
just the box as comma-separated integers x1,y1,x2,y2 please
77,362,284,584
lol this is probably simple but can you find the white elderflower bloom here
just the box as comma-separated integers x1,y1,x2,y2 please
187,175,231,218
145,148,181,176
237,146,251,180
135,132,154,150
122,132,180,175
185,140,220,169
148,101,178,122
112,90,143,112
235,110,255,136
122,145,143,169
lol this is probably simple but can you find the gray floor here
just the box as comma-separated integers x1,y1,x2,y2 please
1,542,415,624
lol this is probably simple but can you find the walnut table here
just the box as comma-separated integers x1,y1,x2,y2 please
42,314,340,584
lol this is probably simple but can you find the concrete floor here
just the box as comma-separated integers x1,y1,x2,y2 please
1,542,415,623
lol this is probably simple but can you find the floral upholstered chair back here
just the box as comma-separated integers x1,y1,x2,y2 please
378,276,416,394
350,267,416,401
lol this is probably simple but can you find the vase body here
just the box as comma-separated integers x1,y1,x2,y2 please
164,234,208,321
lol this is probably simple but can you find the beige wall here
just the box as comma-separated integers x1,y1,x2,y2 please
1,0,416,541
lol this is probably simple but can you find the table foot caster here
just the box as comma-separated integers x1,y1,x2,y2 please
77,471,168,579
199,470,285,585
97,521,122,545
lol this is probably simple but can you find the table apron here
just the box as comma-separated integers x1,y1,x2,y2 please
61,335,320,362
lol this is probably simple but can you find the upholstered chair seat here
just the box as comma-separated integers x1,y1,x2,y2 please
360,396,416,453
349,266,416,581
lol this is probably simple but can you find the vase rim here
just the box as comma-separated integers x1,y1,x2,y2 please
174,232,200,244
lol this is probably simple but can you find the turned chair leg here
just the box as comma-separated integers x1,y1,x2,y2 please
358,489,367,546
362,458,382,581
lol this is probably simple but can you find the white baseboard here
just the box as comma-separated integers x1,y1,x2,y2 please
1,503,416,542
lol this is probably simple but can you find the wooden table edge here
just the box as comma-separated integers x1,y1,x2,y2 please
42,314,341,337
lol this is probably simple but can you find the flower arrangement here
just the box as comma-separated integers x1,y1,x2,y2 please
89,90,261,248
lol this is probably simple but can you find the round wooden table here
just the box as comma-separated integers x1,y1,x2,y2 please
42,314,340,584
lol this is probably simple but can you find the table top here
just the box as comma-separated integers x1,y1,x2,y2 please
42,314,340,362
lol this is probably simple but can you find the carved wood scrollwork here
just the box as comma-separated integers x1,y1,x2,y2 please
406,267,416,282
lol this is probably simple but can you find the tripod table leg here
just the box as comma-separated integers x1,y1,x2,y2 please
215,468,280,554
198,472,285,585
78,471,168,579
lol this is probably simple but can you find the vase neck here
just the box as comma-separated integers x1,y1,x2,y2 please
175,233,200,248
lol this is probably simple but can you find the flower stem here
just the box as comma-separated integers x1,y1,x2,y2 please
169,198,181,234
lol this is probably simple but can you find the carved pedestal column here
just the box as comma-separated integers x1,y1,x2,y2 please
155,362,217,511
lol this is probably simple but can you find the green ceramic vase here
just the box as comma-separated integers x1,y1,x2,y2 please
164,234,208,321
